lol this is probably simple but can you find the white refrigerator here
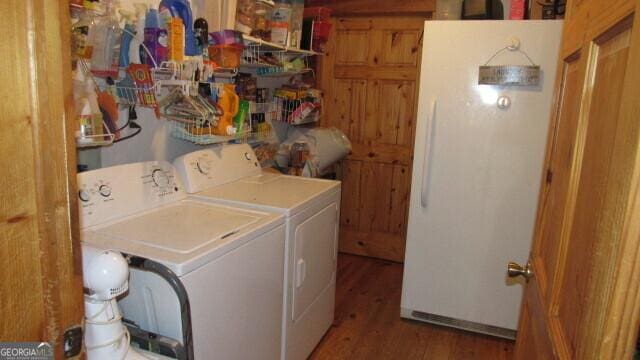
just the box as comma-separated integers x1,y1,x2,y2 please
400,20,562,338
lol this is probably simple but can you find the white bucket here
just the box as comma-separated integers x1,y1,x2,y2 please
285,127,352,173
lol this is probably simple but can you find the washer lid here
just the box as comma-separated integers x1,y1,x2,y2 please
97,200,261,253
198,173,340,213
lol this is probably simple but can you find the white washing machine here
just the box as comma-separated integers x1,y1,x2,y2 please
174,144,341,360
78,161,286,360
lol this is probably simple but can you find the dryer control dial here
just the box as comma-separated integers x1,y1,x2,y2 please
151,169,170,187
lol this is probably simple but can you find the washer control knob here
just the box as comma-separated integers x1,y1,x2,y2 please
196,160,211,175
78,190,91,202
99,184,112,197
244,152,252,161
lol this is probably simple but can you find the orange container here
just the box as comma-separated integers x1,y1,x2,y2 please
169,17,185,61
208,44,244,68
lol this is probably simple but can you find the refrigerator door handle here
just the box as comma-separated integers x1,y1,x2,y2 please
421,98,436,208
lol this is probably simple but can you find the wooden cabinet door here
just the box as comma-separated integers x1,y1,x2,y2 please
514,0,640,358
0,1,84,357
320,17,426,262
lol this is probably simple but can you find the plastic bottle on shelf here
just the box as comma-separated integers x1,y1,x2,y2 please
235,0,256,35
131,3,147,64
234,100,250,133
289,0,304,48
143,8,168,67
118,10,136,67
193,18,209,55
271,0,292,46
71,7,95,63
290,141,310,169
168,17,185,61
159,0,198,56
215,84,240,136
77,79,105,143
252,0,274,41
90,0,121,77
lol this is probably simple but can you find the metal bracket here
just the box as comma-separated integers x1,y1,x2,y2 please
63,326,83,358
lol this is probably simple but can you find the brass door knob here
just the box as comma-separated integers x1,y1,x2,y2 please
507,261,533,281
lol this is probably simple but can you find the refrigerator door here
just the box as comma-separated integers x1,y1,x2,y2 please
401,20,562,334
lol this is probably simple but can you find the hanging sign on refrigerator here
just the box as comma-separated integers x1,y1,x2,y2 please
479,38,541,86
478,65,540,86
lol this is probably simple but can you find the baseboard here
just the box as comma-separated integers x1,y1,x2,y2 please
400,307,517,340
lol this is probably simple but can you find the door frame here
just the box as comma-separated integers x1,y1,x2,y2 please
1,1,84,357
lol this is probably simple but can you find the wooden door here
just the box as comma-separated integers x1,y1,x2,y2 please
0,1,84,357
514,0,640,358
320,17,426,262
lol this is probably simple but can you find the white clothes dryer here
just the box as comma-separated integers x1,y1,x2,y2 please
174,144,341,360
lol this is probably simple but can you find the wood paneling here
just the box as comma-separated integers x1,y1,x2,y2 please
533,53,583,305
334,66,418,80
558,24,632,357
515,0,640,358
335,30,369,65
320,16,424,262
380,30,421,66
348,143,413,166
330,79,367,142
310,254,514,359
340,160,362,229
0,1,84,356
305,0,436,16
389,165,411,235
338,228,406,262
514,283,555,360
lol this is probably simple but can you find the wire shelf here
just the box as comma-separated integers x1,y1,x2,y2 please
75,60,117,148
169,118,273,145
170,121,236,145
114,83,158,107
76,132,116,148
241,43,285,68
242,34,321,55
273,97,321,125
163,94,275,145
240,42,312,77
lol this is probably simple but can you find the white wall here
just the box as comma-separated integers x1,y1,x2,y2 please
99,107,206,167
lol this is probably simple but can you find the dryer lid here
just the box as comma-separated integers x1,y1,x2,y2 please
95,200,261,254
198,173,340,212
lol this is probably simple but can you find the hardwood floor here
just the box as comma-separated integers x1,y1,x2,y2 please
310,254,515,360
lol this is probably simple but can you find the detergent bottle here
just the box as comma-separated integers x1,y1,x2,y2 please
216,84,240,136
143,8,168,66
159,0,198,56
